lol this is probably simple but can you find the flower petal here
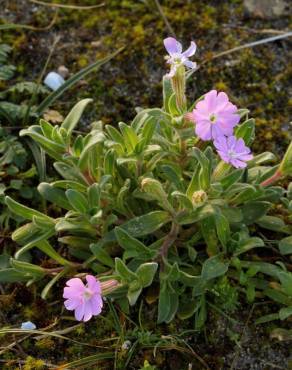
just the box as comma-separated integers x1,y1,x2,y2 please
74,302,86,321
66,278,84,290
63,286,83,299
204,90,218,111
90,295,103,316
86,275,101,293
231,159,247,168
182,41,197,57
64,297,82,310
183,60,196,69
195,121,212,141
163,37,182,55
214,136,228,152
83,302,93,322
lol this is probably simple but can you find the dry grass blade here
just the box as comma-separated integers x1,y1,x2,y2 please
0,328,108,348
153,0,176,37
0,10,58,31
30,0,105,9
187,31,292,79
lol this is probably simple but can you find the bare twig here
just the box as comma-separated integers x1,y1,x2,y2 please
153,0,176,38
159,222,179,261
222,24,290,35
187,31,292,78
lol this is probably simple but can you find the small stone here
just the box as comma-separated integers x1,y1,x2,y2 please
121,340,131,350
43,109,64,124
244,0,289,19
21,321,36,330
57,65,69,78
44,72,65,91
91,40,102,48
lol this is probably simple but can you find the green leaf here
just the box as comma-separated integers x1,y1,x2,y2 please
220,169,244,190
119,122,139,153
233,237,265,256
255,313,280,325
163,75,173,113
90,243,114,268
195,295,207,330
241,201,271,225
256,215,289,233
106,125,125,146
279,307,292,321
200,216,218,256
5,196,52,222
41,268,69,300
136,262,158,287
201,255,229,281
176,204,215,225
61,98,92,135
127,284,142,306
0,269,30,283
66,189,88,214
115,257,137,283
157,282,171,324
278,271,292,296
168,93,180,116
38,183,71,210
121,211,171,237
87,183,101,209
36,48,123,115
20,126,65,160
215,212,230,250
279,141,292,176
10,259,45,279
279,236,292,255
235,118,255,145
114,227,154,258
177,298,199,320
36,240,73,266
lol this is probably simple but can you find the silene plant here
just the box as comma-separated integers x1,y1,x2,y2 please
4,38,292,326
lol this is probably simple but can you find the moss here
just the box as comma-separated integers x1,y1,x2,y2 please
23,356,45,370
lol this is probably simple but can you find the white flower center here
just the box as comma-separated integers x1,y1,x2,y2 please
209,114,217,123
83,288,93,300
228,150,237,159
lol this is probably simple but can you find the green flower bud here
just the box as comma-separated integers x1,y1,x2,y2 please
279,141,292,176
191,190,208,206
141,178,175,214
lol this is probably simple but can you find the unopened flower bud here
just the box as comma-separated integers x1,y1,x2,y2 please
141,178,167,200
279,141,292,177
100,279,119,295
141,178,175,215
191,190,208,206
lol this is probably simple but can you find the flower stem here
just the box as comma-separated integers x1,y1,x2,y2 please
260,169,282,187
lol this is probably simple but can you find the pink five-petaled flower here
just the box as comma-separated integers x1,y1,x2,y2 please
193,90,240,141
63,275,103,322
214,135,253,168
163,37,197,78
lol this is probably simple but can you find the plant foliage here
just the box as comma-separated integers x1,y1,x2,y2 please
3,42,292,327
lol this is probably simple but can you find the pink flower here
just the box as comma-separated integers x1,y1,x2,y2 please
63,275,103,322
164,37,197,78
192,90,240,141
214,135,253,168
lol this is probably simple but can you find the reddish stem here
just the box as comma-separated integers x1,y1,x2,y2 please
260,170,282,187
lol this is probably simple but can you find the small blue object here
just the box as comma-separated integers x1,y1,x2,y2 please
44,71,65,91
21,321,36,330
